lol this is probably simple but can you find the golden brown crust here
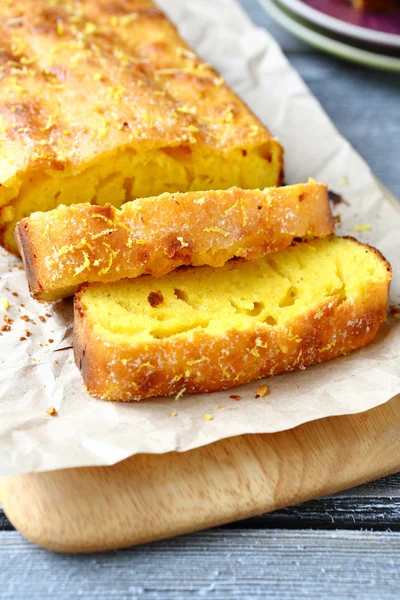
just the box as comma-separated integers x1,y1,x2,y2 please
0,0,283,253
73,239,391,402
14,219,44,295
342,236,393,277
15,182,333,301
0,0,278,162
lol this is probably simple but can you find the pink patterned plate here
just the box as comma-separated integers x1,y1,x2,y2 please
277,0,400,49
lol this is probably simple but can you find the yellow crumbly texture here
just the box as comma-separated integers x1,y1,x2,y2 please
83,237,388,346
0,0,282,253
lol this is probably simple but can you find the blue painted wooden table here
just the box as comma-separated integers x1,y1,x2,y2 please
1,2,400,598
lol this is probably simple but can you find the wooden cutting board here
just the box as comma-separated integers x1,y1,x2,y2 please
1,393,400,553
2,181,399,553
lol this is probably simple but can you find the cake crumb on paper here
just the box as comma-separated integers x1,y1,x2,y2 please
257,384,270,397
204,413,213,421
354,224,371,232
1,298,9,310
171,411,177,417
389,305,400,320
46,406,57,416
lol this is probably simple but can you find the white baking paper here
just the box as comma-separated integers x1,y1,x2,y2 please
0,0,399,476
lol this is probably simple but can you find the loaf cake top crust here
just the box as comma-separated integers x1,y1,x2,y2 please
0,0,283,252
0,0,277,173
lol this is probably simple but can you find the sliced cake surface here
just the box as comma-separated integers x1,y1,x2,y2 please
74,237,392,401
0,0,282,254
16,181,333,300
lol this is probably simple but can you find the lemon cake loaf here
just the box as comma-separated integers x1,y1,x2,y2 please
16,181,333,301
0,0,283,255
74,237,392,401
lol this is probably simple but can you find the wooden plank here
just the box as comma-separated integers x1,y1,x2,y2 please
2,395,400,553
336,473,400,498
242,496,400,530
0,511,13,531
1,530,400,600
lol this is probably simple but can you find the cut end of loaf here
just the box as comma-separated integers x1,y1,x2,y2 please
15,181,331,301
74,237,392,401
3,142,283,255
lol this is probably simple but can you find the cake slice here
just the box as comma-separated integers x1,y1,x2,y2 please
350,0,399,11
0,0,283,255
15,181,333,301
74,237,392,401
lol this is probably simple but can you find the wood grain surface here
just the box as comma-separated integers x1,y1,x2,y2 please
2,394,400,553
2,473,400,532
2,530,400,600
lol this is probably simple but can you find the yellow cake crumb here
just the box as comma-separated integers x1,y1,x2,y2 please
46,406,57,416
176,105,197,116
203,227,229,237
354,224,371,232
175,387,186,400
257,384,270,397
56,21,64,36
204,413,213,421
176,237,189,248
1,298,9,310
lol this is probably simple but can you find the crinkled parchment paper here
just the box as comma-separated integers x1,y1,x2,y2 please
0,0,399,475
